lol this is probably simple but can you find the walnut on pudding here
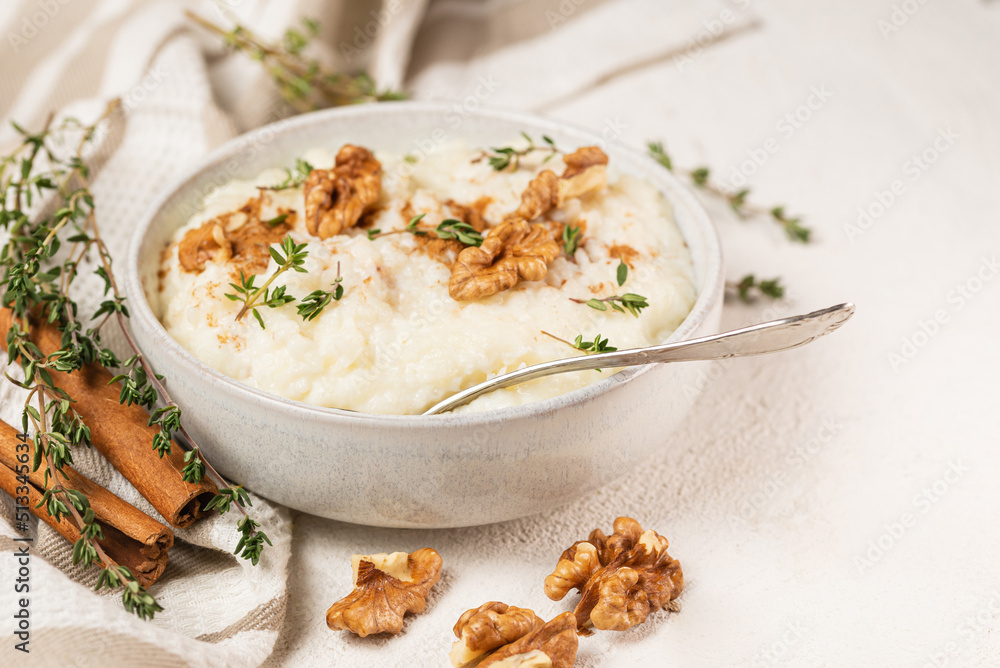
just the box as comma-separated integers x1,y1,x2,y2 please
558,146,608,194
326,548,442,637
177,195,293,274
514,146,608,221
448,218,560,301
304,144,382,239
544,516,683,635
447,146,608,301
177,220,231,272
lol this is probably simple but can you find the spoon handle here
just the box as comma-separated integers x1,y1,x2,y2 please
423,302,855,415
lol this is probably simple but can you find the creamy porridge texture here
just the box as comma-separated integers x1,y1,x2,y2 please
157,141,696,414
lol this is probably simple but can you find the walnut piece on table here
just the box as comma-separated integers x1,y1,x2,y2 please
544,517,683,635
514,146,608,221
326,548,442,637
448,218,560,301
475,612,579,668
304,144,382,239
450,601,544,667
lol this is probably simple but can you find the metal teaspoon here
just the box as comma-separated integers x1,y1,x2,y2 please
422,302,855,415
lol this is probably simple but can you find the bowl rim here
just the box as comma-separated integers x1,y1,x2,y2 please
124,102,724,426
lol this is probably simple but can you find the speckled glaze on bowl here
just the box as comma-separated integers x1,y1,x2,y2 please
124,103,723,528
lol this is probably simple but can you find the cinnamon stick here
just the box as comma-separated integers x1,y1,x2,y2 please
0,308,216,528
0,419,173,587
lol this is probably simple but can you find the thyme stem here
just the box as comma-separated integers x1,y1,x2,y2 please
184,11,404,111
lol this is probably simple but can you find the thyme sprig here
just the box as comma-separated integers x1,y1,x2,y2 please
542,330,618,354
99,567,163,620
367,213,426,240
1,108,273,613
297,262,344,321
368,213,484,247
225,235,307,327
647,141,811,243
185,12,405,113
475,133,560,172
261,158,314,191
570,333,617,354
406,213,426,235
1,108,162,618
542,330,618,371
111,354,158,409
728,274,785,303
562,225,582,255
571,261,649,317
434,219,483,247
573,293,649,317
203,484,251,514
223,237,350,326
235,515,272,566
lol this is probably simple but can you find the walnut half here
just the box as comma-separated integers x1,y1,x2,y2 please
544,517,683,635
476,612,579,668
326,548,442,637
450,604,578,668
450,602,544,667
177,220,231,272
449,218,560,301
177,194,293,274
514,146,608,221
304,144,382,239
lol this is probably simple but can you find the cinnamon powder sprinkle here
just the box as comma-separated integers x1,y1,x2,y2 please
608,243,639,267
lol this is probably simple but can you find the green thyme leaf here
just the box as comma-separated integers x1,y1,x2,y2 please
562,225,581,255
265,158,314,190
646,141,673,171
477,133,561,172
297,273,345,322
264,213,289,228
435,219,483,247
732,274,785,303
647,140,812,243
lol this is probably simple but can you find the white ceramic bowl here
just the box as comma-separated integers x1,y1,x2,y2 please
125,103,723,528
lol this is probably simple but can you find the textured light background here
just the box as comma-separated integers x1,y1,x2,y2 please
1,0,998,666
